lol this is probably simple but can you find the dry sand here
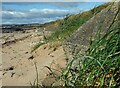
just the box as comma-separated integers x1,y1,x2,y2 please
1,30,66,86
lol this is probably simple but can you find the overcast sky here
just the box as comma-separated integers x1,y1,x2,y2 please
2,2,105,25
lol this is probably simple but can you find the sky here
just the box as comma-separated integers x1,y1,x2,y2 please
2,2,106,25
2,0,112,2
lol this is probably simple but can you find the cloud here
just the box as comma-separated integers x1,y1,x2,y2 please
2,11,27,19
2,8,72,24
2,2,106,24
2,17,62,24
2,8,69,18
29,9,69,18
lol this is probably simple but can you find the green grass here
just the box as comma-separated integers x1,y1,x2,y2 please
46,2,111,43
32,2,110,51
31,2,120,87
58,8,120,87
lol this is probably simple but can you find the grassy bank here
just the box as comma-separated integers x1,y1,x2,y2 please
58,8,120,87
31,2,120,87
46,2,111,43
32,2,111,51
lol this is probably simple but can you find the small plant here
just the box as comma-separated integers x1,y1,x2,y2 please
31,42,45,52
30,62,40,88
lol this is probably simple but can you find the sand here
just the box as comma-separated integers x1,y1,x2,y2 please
1,30,66,86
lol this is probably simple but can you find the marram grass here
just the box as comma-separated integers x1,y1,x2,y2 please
58,11,120,87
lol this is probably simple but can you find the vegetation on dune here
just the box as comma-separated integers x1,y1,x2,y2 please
46,2,111,43
58,6,120,87
32,2,111,51
32,2,120,87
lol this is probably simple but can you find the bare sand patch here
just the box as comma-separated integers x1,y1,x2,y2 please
2,31,66,86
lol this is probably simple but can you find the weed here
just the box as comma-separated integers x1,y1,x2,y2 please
30,62,40,88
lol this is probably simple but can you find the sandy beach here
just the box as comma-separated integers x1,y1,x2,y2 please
1,30,66,86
